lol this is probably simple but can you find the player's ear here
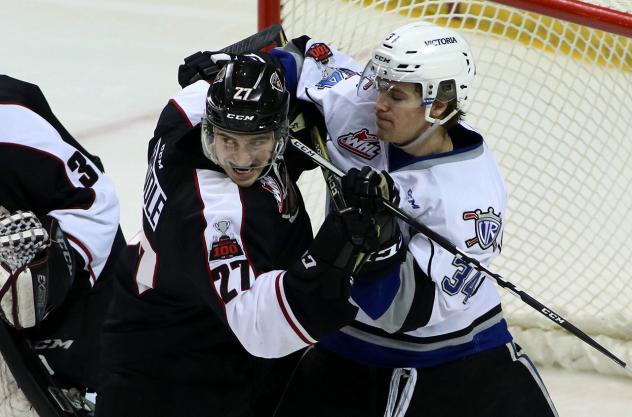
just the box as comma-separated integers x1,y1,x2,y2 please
430,100,448,118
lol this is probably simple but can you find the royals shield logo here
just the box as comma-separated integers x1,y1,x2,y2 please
463,207,502,251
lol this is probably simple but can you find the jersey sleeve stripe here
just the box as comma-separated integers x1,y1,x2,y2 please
168,99,193,128
192,169,228,316
66,233,96,285
168,80,209,128
237,188,259,276
275,272,316,345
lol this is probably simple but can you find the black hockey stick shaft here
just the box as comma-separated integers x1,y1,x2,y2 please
220,23,287,54
290,137,631,374
310,126,346,211
308,128,369,271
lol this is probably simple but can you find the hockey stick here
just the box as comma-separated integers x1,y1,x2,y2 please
0,320,93,417
310,126,346,211
290,136,632,375
179,24,287,87
308,127,369,272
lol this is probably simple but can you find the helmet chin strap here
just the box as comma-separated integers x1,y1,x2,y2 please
394,122,441,151
393,106,457,151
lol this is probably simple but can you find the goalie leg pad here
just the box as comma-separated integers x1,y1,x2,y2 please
0,266,37,329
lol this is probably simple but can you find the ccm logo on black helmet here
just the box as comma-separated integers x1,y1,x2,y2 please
425,36,458,46
226,113,255,120
374,54,390,63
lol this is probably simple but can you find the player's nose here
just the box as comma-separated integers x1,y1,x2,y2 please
375,92,390,112
233,149,253,165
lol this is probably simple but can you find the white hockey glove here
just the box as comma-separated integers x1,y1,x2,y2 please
0,211,75,329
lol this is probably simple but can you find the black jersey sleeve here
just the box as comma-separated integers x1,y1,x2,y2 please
0,76,121,283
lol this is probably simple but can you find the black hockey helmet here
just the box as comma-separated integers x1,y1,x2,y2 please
201,58,290,167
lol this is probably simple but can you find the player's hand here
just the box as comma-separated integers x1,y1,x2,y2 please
341,167,401,249
341,166,400,216
333,207,381,253
178,51,270,87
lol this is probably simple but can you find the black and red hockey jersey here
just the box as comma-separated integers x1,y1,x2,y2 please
100,81,359,414
0,74,125,389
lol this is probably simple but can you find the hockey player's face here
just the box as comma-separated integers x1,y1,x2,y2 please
374,81,427,144
213,129,276,187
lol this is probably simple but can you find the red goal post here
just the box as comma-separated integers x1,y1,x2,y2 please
258,0,632,378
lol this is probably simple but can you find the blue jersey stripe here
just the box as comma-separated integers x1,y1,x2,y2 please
319,319,513,368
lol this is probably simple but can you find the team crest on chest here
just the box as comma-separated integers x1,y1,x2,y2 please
337,128,380,160
209,220,244,261
463,207,502,251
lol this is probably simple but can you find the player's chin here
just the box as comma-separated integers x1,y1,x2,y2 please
376,125,394,142
226,166,263,187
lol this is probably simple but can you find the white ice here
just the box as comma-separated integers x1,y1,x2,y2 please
2,1,631,416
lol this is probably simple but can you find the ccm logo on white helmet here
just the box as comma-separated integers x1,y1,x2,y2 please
226,113,255,121
374,54,391,63
425,36,458,46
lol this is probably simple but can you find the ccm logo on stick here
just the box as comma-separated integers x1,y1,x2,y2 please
227,113,255,120
541,307,565,324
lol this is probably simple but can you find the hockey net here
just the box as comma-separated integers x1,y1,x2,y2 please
259,0,632,377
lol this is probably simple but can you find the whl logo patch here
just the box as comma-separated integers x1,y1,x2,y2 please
463,207,502,251
337,128,380,160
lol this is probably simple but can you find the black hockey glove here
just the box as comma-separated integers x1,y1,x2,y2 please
0,212,75,329
289,206,384,299
178,24,288,87
178,51,219,87
341,167,406,280
341,166,401,246
178,51,280,87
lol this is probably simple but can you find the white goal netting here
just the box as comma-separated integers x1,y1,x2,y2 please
272,0,632,377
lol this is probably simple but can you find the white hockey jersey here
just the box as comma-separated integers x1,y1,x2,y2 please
273,39,513,367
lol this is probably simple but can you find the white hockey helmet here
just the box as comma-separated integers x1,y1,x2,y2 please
359,22,476,124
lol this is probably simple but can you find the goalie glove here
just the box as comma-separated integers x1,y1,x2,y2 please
0,211,75,329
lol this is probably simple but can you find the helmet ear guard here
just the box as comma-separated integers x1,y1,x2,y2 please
359,22,476,125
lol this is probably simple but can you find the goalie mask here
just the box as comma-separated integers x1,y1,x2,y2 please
201,59,290,181
358,22,476,125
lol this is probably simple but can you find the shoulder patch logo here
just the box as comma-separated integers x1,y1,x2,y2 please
260,176,285,214
209,220,244,261
463,207,502,251
337,128,380,160
270,71,283,92
306,42,333,64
